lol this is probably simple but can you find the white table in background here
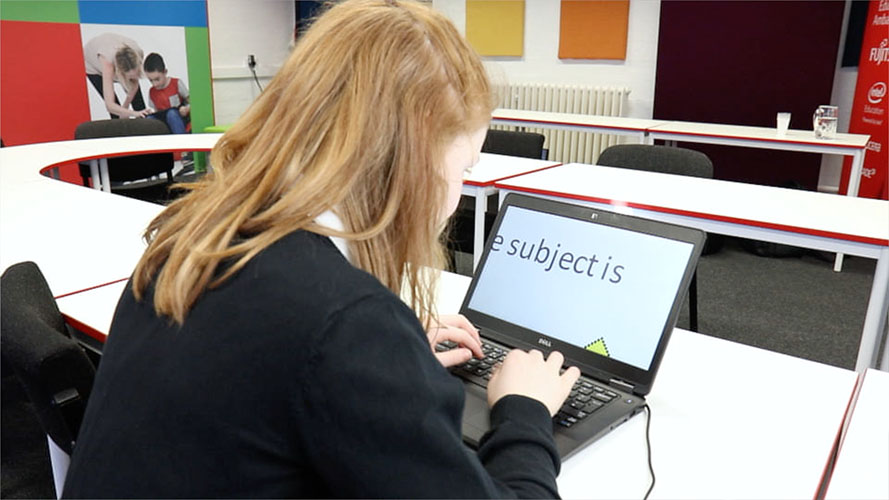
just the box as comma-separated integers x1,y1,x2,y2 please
647,121,871,271
826,368,889,500
494,163,889,372
461,153,561,268
491,108,664,143
0,142,162,297
434,271,858,500
0,135,218,296
646,121,870,197
67,133,220,192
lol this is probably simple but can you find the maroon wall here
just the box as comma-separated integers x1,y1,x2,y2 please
653,1,846,190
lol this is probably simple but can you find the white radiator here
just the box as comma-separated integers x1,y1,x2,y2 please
492,83,631,164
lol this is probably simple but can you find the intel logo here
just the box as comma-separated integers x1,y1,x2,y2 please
868,82,886,105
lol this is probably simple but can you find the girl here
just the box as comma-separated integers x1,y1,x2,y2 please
64,1,578,497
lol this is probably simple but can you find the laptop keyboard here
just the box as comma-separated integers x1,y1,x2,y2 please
438,339,619,428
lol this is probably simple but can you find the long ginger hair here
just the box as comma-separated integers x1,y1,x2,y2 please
132,0,493,326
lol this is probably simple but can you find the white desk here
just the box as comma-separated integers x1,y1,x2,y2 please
647,121,871,272
1,138,541,292
491,108,664,143
66,133,220,192
826,368,889,500
494,164,889,372
647,121,870,198
1,152,162,297
461,153,561,268
0,136,220,297
490,112,871,207
434,271,859,500
51,262,863,499
56,280,128,345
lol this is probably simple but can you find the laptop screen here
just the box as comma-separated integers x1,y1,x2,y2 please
465,203,695,372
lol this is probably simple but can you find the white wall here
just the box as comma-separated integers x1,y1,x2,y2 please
207,0,294,125
432,0,661,119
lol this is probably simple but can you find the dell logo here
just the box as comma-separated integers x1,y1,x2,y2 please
538,338,552,347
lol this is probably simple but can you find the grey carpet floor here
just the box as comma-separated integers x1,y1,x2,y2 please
677,238,878,370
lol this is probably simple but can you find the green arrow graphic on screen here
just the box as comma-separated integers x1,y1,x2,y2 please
585,338,610,357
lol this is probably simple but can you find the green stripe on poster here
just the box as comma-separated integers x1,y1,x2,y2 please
0,1,79,23
184,26,213,133
185,26,214,172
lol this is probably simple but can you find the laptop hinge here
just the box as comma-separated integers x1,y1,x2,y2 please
609,378,635,393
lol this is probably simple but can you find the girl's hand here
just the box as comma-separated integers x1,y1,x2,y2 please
426,314,483,367
487,349,580,416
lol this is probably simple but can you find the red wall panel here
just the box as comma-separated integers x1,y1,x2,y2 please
1,21,91,147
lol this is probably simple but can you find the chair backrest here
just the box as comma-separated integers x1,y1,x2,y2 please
597,144,714,179
482,129,547,160
74,119,174,183
0,262,96,456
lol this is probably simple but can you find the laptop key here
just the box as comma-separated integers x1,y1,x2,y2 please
561,406,588,419
592,392,613,403
583,400,604,413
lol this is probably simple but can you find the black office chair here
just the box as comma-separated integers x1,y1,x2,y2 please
1,262,96,498
74,118,177,204
447,129,548,273
482,129,547,160
597,144,719,332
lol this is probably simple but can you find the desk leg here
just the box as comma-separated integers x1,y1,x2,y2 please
99,158,111,193
834,254,845,272
642,132,654,145
846,150,864,198
881,316,889,372
835,151,866,272
856,247,889,372
473,193,486,270
89,159,101,190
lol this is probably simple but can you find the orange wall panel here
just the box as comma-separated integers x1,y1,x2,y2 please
559,0,629,60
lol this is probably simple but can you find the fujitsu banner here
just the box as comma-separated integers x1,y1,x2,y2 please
840,0,889,199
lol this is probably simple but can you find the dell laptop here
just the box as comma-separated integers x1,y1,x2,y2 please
449,193,705,459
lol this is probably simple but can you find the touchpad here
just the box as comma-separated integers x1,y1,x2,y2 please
461,385,491,447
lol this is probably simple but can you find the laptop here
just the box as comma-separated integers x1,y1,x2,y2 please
449,193,705,459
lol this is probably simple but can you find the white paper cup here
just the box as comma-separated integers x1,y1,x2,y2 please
777,112,791,136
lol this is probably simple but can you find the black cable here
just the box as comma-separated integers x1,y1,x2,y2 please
643,404,656,500
250,66,264,92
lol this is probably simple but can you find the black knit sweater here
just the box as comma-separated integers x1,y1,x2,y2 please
63,230,560,498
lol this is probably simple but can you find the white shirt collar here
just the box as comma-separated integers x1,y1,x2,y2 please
314,210,351,262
